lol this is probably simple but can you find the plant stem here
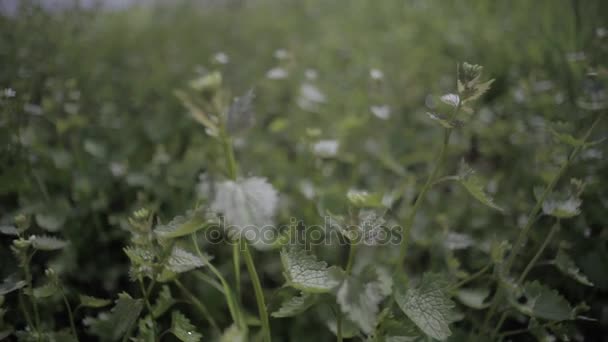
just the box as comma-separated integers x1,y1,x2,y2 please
396,128,452,270
242,242,271,342
191,233,243,328
194,270,225,294
483,112,602,332
449,263,492,290
336,309,343,342
233,243,242,300
61,288,79,341
174,278,220,333
23,252,41,334
138,278,157,340
345,241,358,276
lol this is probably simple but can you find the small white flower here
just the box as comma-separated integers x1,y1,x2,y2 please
370,68,384,80
305,68,318,80
370,105,391,120
300,83,326,103
266,67,288,80
313,140,339,158
440,93,460,107
213,52,229,64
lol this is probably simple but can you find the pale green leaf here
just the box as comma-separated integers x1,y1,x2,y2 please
151,285,176,318
337,266,392,334
32,282,59,299
280,246,342,293
90,293,144,341
456,287,490,309
395,273,456,341
511,281,573,321
170,310,202,342
457,163,503,212
0,275,26,295
219,324,247,342
426,112,463,129
554,250,593,286
272,292,317,318
346,189,384,208
542,196,581,218
154,209,210,240
29,235,68,251
79,295,112,308
0,225,18,236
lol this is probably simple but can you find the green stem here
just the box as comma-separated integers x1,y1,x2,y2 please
233,243,242,300
23,252,41,334
242,242,271,342
191,233,243,328
194,271,225,294
138,278,157,340
484,112,602,331
174,278,220,334
345,242,358,276
449,263,492,291
336,309,343,342
18,291,34,330
396,128,452,270
61,288,79,341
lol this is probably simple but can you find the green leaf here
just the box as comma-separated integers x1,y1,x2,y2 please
154,208,210,240
550,128,585,147
457,163,503,212
0,275,26,295
378,317,422,342
219,324,247,342
554,250,593,286
511,281,573,321
32,282,59,299
79,295,112,308
426,112,463,129
395,273,456,341
170,311,202,342
456,287,490,309
271,292,317,318
212,177,279,250
462,79,494,104
29,235,67,251
280,246,342,293
329,210,390,246
151,285,176,318
337,266,392,334
440,93,460,107
0,225,18,236
541,194,581,218
316,305,359,339
90,293,144,341
158,247,209,282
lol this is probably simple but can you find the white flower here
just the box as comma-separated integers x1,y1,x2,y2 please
266,67,288,80
213,52,229,64
313,140,339,158
370,105,391,120
274,48,289,60
3,88,16,98
305,69,318,80
370,68,384,80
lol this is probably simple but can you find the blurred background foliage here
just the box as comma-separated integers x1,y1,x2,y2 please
1,0,607,340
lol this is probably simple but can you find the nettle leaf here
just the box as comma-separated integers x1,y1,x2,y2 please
90,293,144,341
226,89,255,134
316,305,359,339
456,287,490,309
0,274,26,295
510,281,573,321
426,112,463,129
337,266,392,334
395,273,456,341
272,292,317,318
170,310,202,342
79,295,112,308
32,282,59,299
34,199,71,232
29,235,68,251
329,210,390,246
440,93,460,107
154,208,210,240
550,128,585,147
212,177,279,250
159,247,209,281
280,246,342,293
152,285,176,318
0,225,18,236
379,317,422,342
541,194,581,219
457,163,503,212
554,250,593,286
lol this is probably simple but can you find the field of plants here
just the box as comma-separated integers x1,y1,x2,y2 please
1,0,607,341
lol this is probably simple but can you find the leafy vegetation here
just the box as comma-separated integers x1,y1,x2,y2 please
1,0,608,341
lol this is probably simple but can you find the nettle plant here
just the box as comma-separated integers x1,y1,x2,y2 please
0,62,603,342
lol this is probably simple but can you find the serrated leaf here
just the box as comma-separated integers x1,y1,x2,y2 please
329,210,389,246
337,266,392,334
0,274,26,295
151,285,176,318
226,89,255,134
379,317,422,342
166,247,207,273
554,250,593,286
280,246,342,293
542,195,581,218
511,281,573,321
79,295,112,308
395,273,456,341
0,225,18,236
457,164,503,211
170,311,202,342
154,208,210,240
29,235,68,251
272,292,317,318
212,177,279,250
426,112,463,129
90,293,143,341
462,79,494,104
550,128,585,147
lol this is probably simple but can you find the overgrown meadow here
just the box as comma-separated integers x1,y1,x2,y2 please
1,0,608,341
